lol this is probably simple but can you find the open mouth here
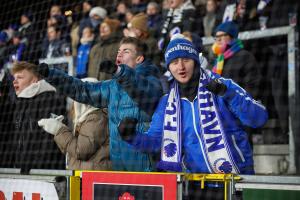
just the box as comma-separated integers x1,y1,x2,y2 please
178,72,186,77
116,59,122,65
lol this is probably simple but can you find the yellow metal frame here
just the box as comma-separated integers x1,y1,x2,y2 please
184,174,241,200
69,175,80,200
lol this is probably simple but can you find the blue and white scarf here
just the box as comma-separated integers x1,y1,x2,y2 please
157,70,239,174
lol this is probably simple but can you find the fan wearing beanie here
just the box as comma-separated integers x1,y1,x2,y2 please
117,34,268,199
211,21,261,100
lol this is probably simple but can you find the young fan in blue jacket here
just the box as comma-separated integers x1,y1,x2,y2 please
37,37,163,172
119,34,268,175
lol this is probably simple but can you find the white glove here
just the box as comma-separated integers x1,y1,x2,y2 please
38,115,65,135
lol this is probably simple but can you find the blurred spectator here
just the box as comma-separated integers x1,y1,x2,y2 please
203,0,219,37
159,0,197,51
82,0,94,16
38,77,111,170
125,9,135,24
18,12,34,45
47,14,70,42
78,0,95,37
41,25,70,58
162,0,171,12
70,3,82,57
9,61,66,174
79,6,107,38
211,21,269,145
76,26,95,78
4,24,19,42
110,1,129,29
124,13,161,68
47,4,69,34
234,0,259,31
49,4,63,17
0,31,8,60
18,12,40,62
146,2,163,39
6,31,27,67
212,21,261,103
130,0,147,14
193,0,207,16
88,18,122,80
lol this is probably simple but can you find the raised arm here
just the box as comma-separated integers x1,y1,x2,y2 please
38,63,110,108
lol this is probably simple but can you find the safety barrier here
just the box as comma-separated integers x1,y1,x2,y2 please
71,170,240,200
2,169,300,200
0,168,72,200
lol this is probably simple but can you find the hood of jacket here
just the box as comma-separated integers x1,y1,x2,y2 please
73,100,99,130
17,79,56,98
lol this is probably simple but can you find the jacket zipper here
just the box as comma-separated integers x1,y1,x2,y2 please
184,98,212,173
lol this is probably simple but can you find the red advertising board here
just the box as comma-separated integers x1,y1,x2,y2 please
82,172,177,200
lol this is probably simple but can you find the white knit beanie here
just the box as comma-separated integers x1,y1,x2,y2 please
89,6,107,19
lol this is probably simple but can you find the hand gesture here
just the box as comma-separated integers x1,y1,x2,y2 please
38,114,65,135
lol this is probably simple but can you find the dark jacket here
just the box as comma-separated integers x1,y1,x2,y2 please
10,80,66,174
41,38,70,58
0,69,14,168
221,49,261,100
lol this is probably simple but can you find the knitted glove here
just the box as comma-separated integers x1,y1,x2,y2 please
37,63,50,77
206,78,227,96
99,60,118,74
118,118,138,142
38,115,65,135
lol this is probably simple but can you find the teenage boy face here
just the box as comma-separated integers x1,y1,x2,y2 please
116,43,141,68
169,58,195,84
13,69,38,95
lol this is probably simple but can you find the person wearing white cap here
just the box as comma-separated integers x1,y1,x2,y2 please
79,6,107,37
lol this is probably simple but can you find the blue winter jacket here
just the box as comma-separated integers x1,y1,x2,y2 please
129,75,268,174
45,59,163,171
